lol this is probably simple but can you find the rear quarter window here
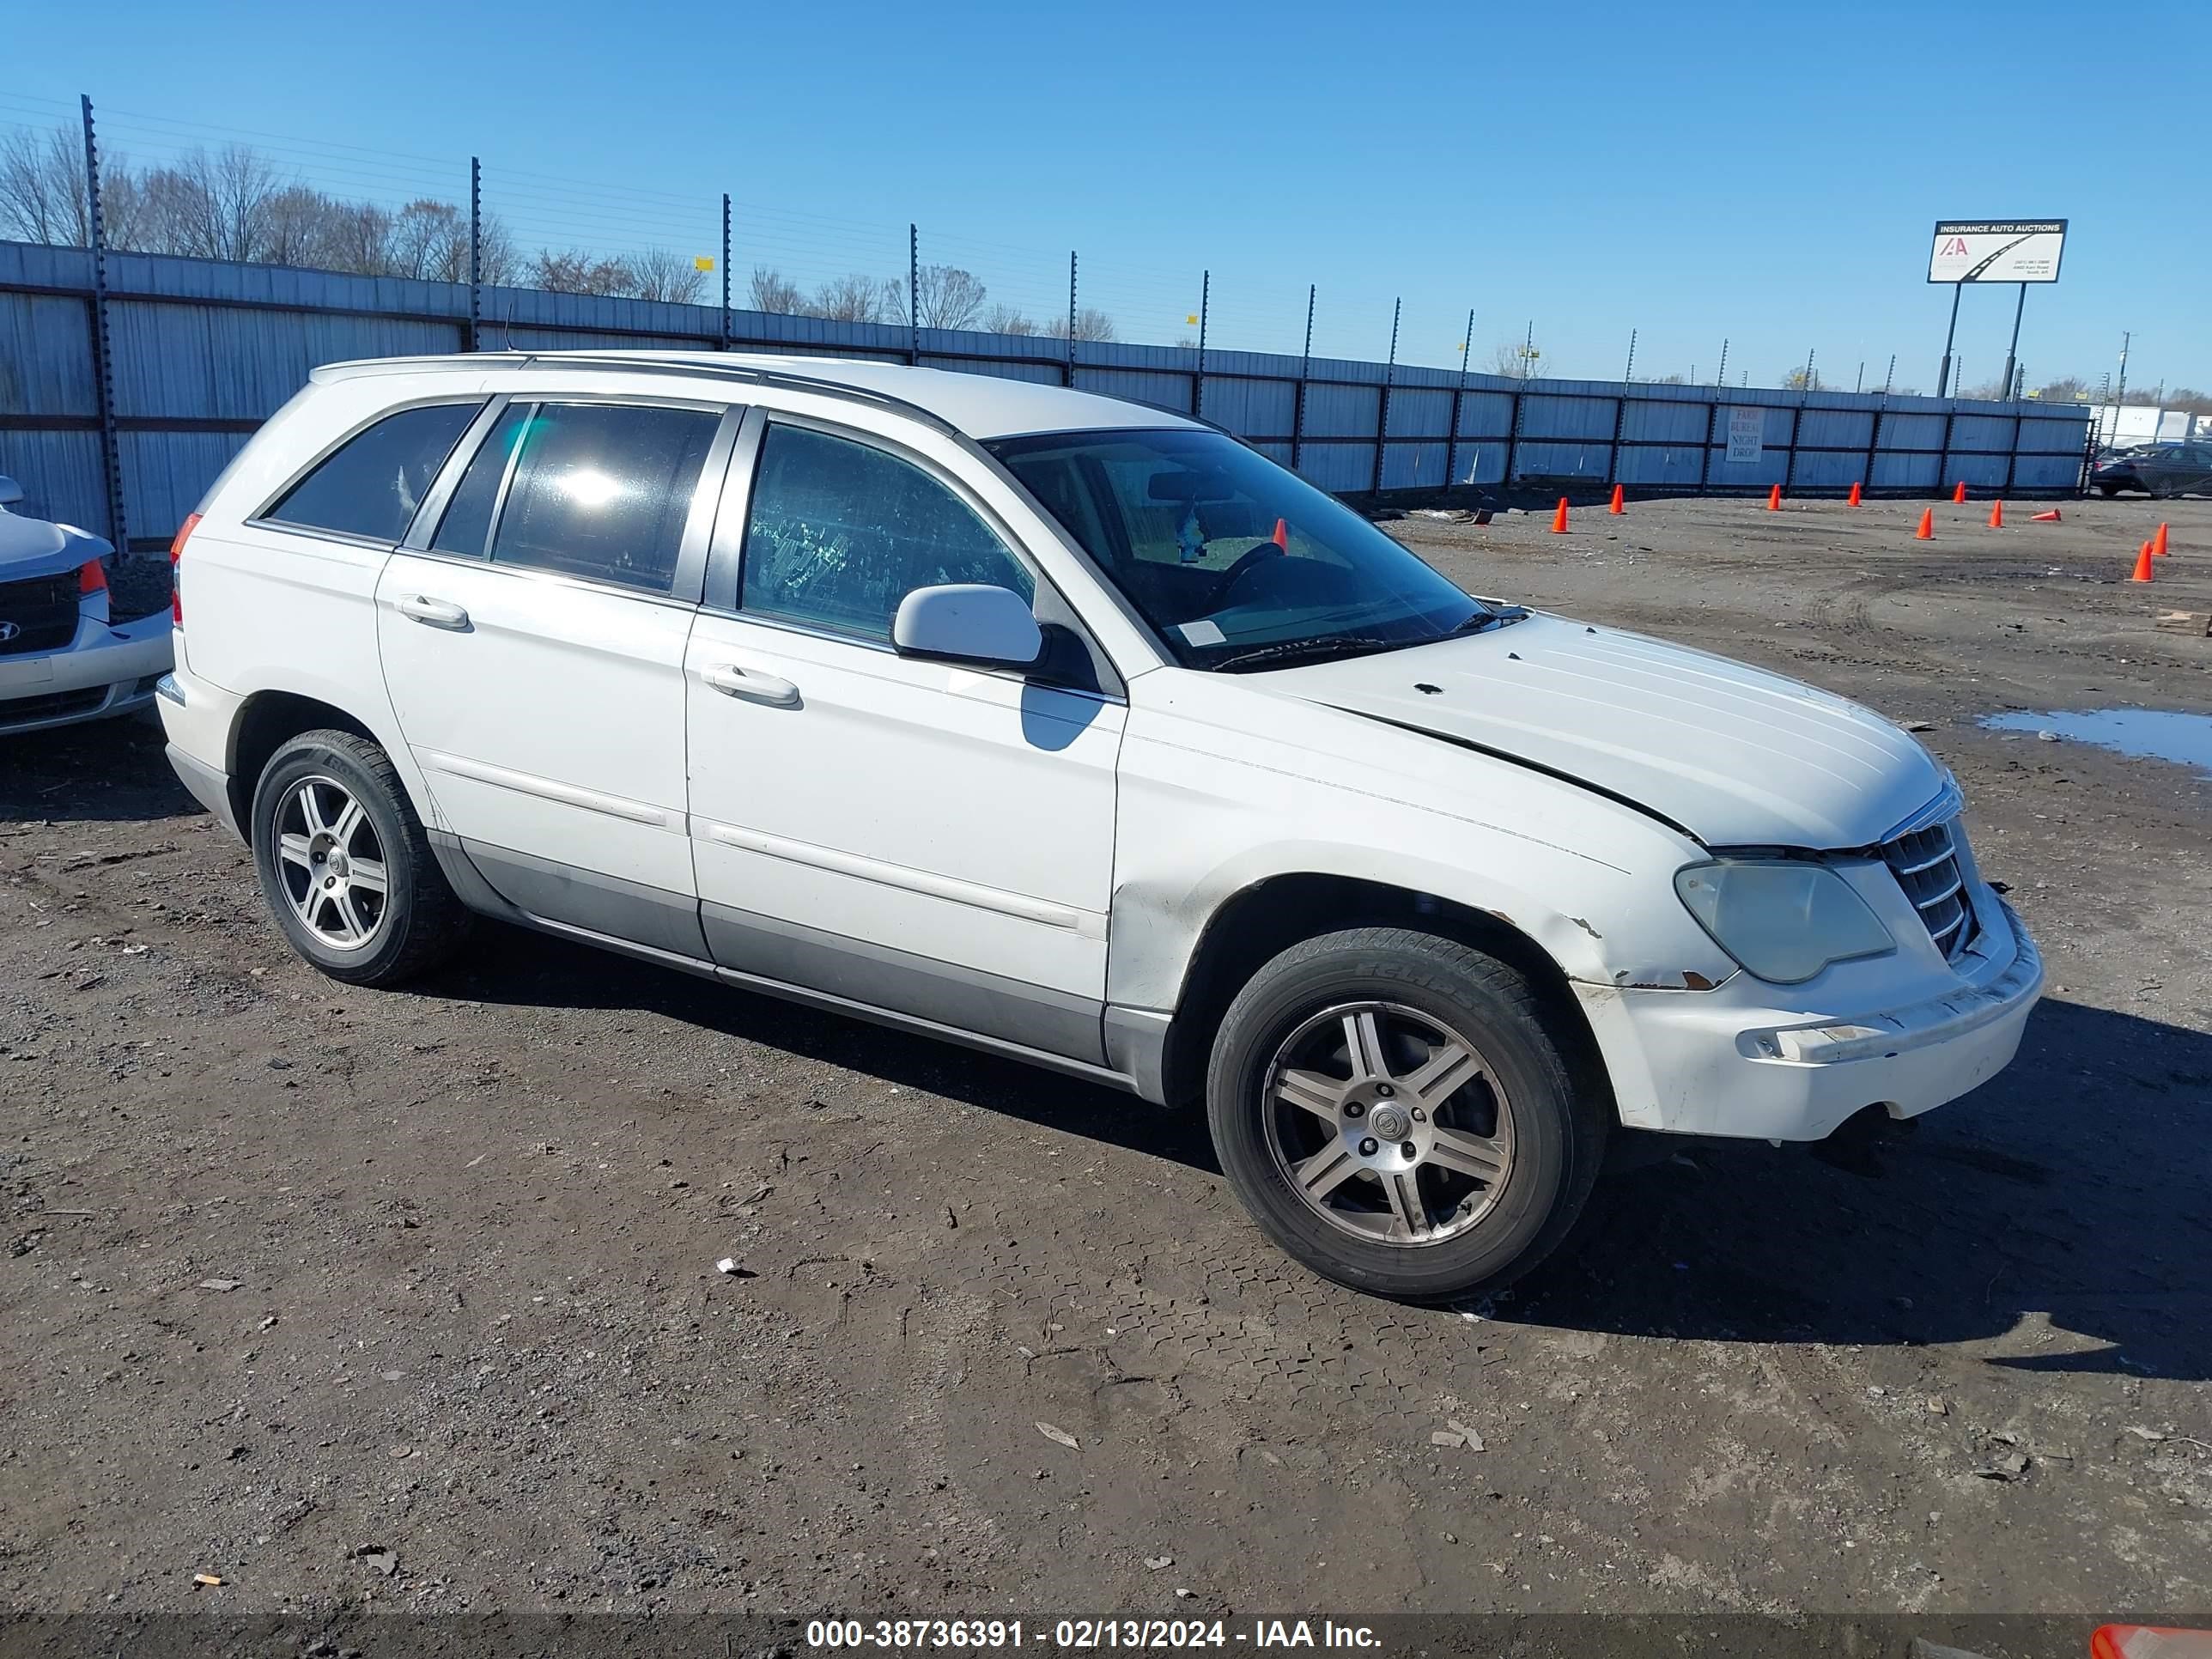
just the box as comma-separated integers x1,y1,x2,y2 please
264,402,481,542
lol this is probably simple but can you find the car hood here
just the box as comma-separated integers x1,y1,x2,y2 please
0,507,109,584
1268,612,1948,849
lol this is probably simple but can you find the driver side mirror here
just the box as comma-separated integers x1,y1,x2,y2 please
0,476,22,507
891,583,1042,672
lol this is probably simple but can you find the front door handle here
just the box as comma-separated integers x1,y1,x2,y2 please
701,663,801,708
398,594,471,631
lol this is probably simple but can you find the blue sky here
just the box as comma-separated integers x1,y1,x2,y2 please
8,0,2204,394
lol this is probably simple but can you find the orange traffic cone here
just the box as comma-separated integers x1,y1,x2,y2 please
1766,483,1783,512
2153,521,2170,556
2030,508,2061,522
1952,480,1967,503
2129,542,2154,582
1551,497,1570,534
1609,483,1626,515
1846,482,1863,507
1987,500,2005,529
1271,517,1288,550
1914,507,1935,540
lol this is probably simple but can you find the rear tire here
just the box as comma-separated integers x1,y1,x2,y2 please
250,729,471,987
1205,927,1607,1302
2096,483,2120,497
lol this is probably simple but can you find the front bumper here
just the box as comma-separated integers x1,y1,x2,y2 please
1588,889,2044,1142
0,611,173,735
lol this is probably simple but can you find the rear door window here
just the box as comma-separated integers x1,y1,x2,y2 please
266,403,480,541
489,403,720,595
738,422,1033,641
430,403,531,559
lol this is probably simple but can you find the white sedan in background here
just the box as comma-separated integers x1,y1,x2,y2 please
0,474,173,735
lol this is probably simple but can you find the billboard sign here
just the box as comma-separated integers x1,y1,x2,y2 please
1928,220,2067,283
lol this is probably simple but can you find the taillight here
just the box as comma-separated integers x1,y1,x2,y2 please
170,512,199,626
79,557,108,596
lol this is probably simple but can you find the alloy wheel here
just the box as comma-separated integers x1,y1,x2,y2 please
273,775,389,951
1261,1000,1515,1246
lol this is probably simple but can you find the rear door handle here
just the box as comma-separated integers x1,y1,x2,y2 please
701,663,800,708
398,595,471,631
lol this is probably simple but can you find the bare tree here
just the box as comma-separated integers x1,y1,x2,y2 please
2032,375,2091,404
623,247,707,305
905,264,987,330
532,248,633,296
749,267,805,313
811,272,899,323
1781,367,1823,391
981,304,1036,336
1043,307,1116,342
1485,339,1541,378
260,185,331,268
0,125,92,246
138,144,291,261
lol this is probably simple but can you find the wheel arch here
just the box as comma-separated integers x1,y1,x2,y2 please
226,690,384,831
1157,872,1613,1118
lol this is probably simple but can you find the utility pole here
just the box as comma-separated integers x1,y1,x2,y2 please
2111,331,2130,447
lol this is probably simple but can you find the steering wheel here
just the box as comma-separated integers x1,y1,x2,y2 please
1212,539,1285,602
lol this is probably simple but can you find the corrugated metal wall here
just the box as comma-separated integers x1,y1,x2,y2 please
0,241,2096,549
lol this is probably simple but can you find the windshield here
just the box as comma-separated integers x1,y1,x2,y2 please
986,428,1494,669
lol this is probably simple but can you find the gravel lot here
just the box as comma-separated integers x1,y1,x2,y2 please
3,494,2209,1626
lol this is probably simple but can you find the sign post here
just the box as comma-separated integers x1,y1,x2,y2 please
1928,219,2066,399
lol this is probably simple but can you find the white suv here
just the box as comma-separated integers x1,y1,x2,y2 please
158,351,2043,1301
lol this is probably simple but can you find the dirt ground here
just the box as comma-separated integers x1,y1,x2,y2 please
3,494,2209,1629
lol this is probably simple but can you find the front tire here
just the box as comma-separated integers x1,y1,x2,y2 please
250,728,471,987
1205,927,1607,1302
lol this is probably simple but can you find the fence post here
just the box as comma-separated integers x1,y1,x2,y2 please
466,156,481,354
1716,337,1729,391
1938,409,1957,495
1786,356,1811,492
1446,306,1472,491
720,193,732,348
1698,398,1718,494
1194,270,1209,419
79,95,126,556
1504,384,1525,491
2003,410,2021,495
1863,406,1884,495
1607,332,1633,488
1291,283,1314,476
908,224,920,365
1370,297,1399,497
1065,251,1077,387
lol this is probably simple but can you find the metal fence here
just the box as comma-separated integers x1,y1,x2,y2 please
0,238,2095,556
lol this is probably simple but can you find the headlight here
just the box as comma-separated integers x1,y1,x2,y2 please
1673,859,1895,984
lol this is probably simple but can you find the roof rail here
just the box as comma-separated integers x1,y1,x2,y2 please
312,349,965,439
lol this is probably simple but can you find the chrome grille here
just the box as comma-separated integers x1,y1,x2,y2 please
1881,819,1977,961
